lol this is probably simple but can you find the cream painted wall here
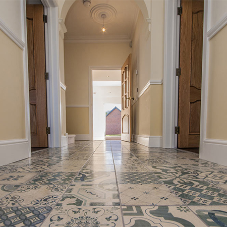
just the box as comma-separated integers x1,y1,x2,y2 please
61,88,67,135
59,35,65,84
0,0,22,39
150,0,165,80
132,11,151,94
65,42,131,135
65,42,131,106
206,25,227,140
131,2,164,139
0,30,25,140
66,107,89,134
132,86,162,137
210,0,227,28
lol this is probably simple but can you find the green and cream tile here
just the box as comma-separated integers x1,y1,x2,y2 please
57,183,120,206
0,184,20,199
42,206,123,226
82,163,115,171
189,205,227,226
0,184,66,207
119,184,183,206
0,172,37,185
0,206,52,226
74,170,117,185
123,206,207,227
163,178,227,205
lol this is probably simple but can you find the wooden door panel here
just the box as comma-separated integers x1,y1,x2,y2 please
178,0,204,148
121,55,132,142
27,4,48,148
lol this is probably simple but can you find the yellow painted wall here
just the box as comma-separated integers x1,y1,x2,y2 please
132,86,163,137
64,42,131,134
61,88,67,135
66,107,89,134
206,25,227,140
131,1,164,138
0,30,26,140
65,42,131,105
150,85,163,136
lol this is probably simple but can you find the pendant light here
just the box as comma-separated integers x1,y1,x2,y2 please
101,14,106,33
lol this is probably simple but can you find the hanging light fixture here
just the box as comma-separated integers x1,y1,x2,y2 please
83,0,91,7
101,14,106,33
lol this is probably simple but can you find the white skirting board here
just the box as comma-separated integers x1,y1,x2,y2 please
0,140,30,166
133,135,162,147
75,134,91,141
61,135,68,148
200,139,227,166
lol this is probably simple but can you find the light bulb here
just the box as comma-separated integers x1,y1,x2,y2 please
102,27,106,32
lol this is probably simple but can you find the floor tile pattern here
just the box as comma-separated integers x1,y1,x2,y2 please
0,141,226,226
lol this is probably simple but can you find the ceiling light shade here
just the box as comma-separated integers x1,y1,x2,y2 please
83,0,91,7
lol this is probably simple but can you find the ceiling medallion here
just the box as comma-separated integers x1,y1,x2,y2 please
90,4,117,25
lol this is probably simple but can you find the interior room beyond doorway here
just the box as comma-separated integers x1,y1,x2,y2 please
92,70,121,141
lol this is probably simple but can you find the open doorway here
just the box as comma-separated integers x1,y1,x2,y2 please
26,0,48,151
92,70,121,141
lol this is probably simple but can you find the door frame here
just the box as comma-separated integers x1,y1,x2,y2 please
39,0,61,147
89,66,121,141
163,0,208,150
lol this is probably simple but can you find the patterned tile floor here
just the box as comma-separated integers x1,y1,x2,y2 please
0,141,227,226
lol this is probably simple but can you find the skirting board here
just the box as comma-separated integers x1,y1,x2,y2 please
75,134,91,141
61,135,68,148
200,139,227,166
0,141,30,166
133,135,162,147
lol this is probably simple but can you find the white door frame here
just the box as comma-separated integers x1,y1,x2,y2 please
89,66,121,141
163,0,181,148
41,0,61,147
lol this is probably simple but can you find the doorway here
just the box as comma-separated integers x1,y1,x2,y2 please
177,0,204,151
92,70,121,141
26,1,48,150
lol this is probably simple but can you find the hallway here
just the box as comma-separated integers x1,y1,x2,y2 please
0,141,227,226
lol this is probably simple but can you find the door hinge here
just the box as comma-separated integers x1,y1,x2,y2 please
43,15,47,23
177,7,182,15
175,126,180,134
46,127,50,135
176,68,181,77
45,72,49,80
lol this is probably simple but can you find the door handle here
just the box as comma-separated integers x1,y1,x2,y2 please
126,97,134,100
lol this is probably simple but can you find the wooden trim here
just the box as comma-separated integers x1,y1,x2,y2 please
0,18,25,49
207,13,227,40
60,82,67,91
138,80,163,98
0,139,28,145
0,140,30,166
133,135,162,147
204,139,227,146
201,140,227,166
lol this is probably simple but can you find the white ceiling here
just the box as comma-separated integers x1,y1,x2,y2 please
65,0,139,41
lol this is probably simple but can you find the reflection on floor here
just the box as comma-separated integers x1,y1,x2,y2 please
0,141,227,226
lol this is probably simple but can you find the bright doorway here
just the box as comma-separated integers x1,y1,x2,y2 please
92,70,121,140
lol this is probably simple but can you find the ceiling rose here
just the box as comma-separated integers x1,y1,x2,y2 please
90,4,117,25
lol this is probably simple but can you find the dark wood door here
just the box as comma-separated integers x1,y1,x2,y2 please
178,0,204,148
121,54,132,142
27,4,48,147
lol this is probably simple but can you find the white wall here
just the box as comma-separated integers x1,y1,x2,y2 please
93,85,121,140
